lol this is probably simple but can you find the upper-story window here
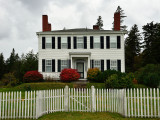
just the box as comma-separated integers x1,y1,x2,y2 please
94,37,100,48
61,37,68,49
46,60,52,72
110,60,117,70
110,36,117,48
77,37,84,49
46,38,52,48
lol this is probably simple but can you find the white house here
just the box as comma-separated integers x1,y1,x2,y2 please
37,9,127,80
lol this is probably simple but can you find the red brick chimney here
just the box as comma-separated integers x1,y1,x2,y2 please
114,12,120,31
42,15,51,31
93,25,99,30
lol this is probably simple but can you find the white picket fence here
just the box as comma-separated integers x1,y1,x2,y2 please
0,86,160,119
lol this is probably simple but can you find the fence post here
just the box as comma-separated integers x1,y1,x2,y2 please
91,86,96,112
123,89,127,117
64,86,69,112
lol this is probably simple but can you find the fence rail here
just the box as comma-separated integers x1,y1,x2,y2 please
0,86,160,119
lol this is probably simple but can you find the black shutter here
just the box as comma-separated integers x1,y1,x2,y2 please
58,37,61,49
74,37,77,49
67,37,71,49
106,36,110,49
68,59,71,68
91,60,94,68
42,37,45,49
90,36,93,49
117,36,121,49
100,36,104,49
52,37,55,49
117,60,121,72
101,60,104,72
42,59,45,72
58,59,61,72
107,60,110,70
84,36,87,49
52,59,55,72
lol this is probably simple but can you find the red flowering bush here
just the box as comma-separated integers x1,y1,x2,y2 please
23,71,43,83
60,68,80,81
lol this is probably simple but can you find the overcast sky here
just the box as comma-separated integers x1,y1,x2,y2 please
0,0,160,59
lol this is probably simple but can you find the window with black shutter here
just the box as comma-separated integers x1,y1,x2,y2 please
100,36,104,49
42,59,45,72
68,37,71,49
84,36,87,49
58,59,61,72
106,36,110,49
117,36,121,49
107,60,110,70
91,60,94,68
58,37,61,49
117,60,121,72
42,37,45,49
74,37,77,49
68,59,71,68
52,59,55,72
52,37,55,49
101,60,104,72
90,36,93,49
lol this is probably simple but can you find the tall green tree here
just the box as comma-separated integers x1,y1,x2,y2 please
125,24,142,72
142,22,160,65
0,53,6,80
96,16,103,30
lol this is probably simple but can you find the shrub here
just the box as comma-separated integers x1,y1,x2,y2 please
60,68,80,82
1,73,19,86
135,64,160,88
120,73,134,88
105,74,119,88
23,71,43,83
87,68,101,82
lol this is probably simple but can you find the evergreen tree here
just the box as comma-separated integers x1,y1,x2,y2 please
142,22,160,65
0,53,6,80
96,16,103,30
125,24,142,72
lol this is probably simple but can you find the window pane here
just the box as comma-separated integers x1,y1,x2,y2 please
46,60,52,72
110,36,117,48
61,37,67,49
94,60,101,70
46,60,51,65
61,60,68,70
46,38,52,48
46,66,51,72
110,60,117,70
94,37,100,48
77,37,84,49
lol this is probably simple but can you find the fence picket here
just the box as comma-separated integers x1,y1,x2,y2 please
150,88,153,117
140,88,143,117
157,88,160,117
154,88,156,117
147,88,149,117
143,89,146,117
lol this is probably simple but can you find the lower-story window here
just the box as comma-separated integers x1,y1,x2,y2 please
61,60,68,70
46,60,52,72
110,60,117,70
94,60,101,70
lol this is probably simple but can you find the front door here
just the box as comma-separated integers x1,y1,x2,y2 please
76,62,84,79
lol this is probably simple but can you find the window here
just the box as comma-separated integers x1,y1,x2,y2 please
61,60,68,70
94,37,100,48
77,37,84,49
46,60,52,72
110,60,117,70
61,37,67,49
46,38,52,48
110,36,117,48
94,60,101,70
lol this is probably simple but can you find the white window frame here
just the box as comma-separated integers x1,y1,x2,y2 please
61,37,68,49
110,60,117,70
94,36,100,49
46,38,52,49
46,60,52,72
110,36,117,48
61,60,68,70
94,60,101,70
77,37,84,49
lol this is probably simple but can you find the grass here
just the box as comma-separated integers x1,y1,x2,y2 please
3,112,160,120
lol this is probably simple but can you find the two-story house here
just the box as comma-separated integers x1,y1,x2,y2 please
37,10,127,80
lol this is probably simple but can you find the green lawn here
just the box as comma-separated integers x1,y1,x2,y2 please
3,112,160,120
